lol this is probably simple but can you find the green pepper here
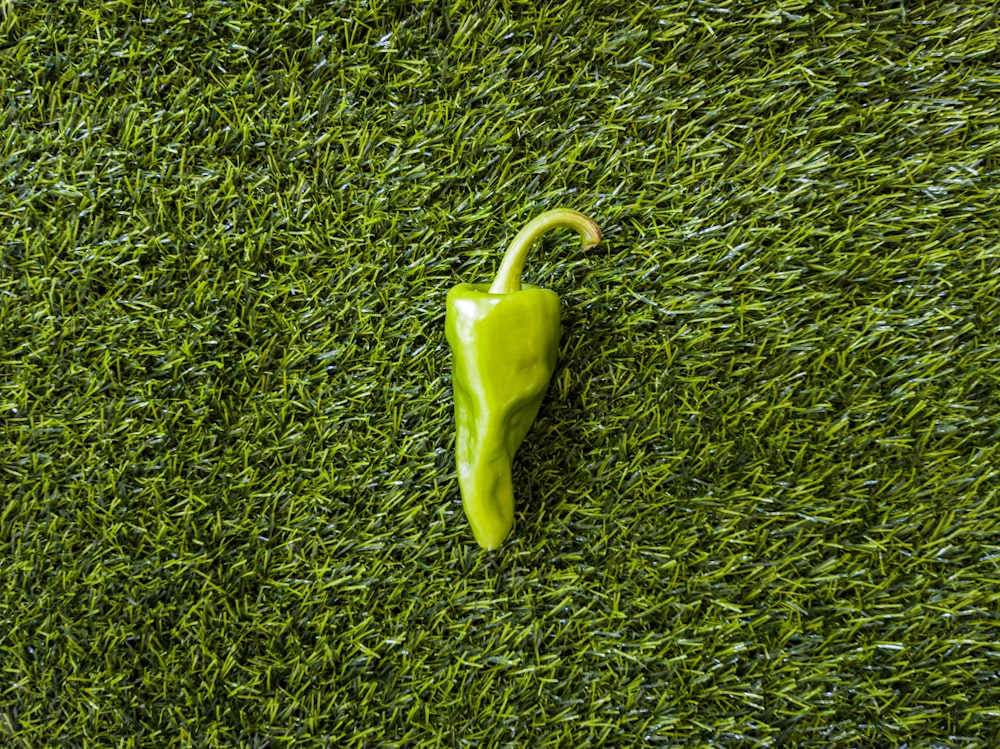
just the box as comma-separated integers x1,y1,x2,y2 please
445,209,602,549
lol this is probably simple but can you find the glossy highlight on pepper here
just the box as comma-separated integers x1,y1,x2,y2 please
445,209,601,549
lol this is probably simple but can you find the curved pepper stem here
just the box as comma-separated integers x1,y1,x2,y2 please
489,208,602,294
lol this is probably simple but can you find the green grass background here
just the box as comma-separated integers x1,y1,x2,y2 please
2,0,999,746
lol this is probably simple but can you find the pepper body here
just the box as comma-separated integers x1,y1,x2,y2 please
445,283,560,549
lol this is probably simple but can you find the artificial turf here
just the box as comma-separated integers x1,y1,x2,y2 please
2,0,1000,746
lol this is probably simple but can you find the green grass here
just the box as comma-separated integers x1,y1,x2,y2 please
2,0,999,746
